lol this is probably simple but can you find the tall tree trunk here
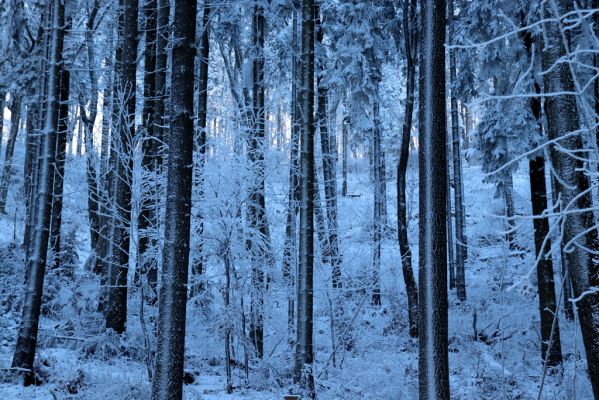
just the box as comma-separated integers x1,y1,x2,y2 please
12,0,65,380
521,25,563,367
248,0,268,359
151,0,196,396
543,0,599,395
294,0,315,396
48,52,71,270
282,7,300,341
105,0,138,334
418,0,450,398
0,96,22,214
316,6,342,289
397,0,419,338
372,93,383,306
97,19,119,311
448,0,466,301
136,0,159,296
190,0,210,296
80,0,101,273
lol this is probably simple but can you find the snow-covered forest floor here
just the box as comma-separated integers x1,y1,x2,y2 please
0,134,593,399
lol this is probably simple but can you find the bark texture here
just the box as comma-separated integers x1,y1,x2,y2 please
417,0,450,398
151,0,196,397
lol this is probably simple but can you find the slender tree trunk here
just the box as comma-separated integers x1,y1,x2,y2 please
543,1,599,395
372,93,383,306
446,142,455,290
316,6,342,288
48,52,71,270
521,26,563,367
418,0,450,398
76,110,83,156
0,96,22,214
282,7,300,342
23,104,40,253
136,0,159,296
448,0,466,300
0,93,4,157
78,0,101,273
294,0,315,396
342,112,348,197
12,0,65,380
151,0,196,396
190,0,210,296
248,0,268,359
397,0,419,338
105,0,138,334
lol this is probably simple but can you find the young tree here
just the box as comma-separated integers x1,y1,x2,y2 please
12,0,66,380
396,0,418,337
542,0,599,395
0,95,21,214
136,0,159,295
294,0,315,396
417,0,450,398
447,0,466,300
316,4,342,288
151,0,196,397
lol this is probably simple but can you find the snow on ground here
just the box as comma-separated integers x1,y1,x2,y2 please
0,133,594,399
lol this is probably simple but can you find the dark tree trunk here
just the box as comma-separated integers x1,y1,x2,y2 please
543,0,599,395
397,0,419,338
316,6,342,288
79,0,101,273
12,0,65,380
48,54,71,270
190,0,210,297
342,111,348,197
23,104,40,253
151,0,196,396
521,25,563,367
372,94,383,306
248,0,268,359
136,0,159,296
417,0,450,398
282,7,300,340
0,96,22,214
294,0,315,396
448,0,466,301
105,0,138,334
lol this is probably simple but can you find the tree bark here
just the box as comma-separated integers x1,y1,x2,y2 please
417,0,450,398
294,0,315,396
397,0,419,338
105,0,138,334
542,1,599,395
372,93,383,306
282,6,300,340
316,5,342,289
0,96,22,214
48,52,71,270
12,0,65,380
190,0,210,297
151,0,196,397
448,0,466,300
521,25,563,367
